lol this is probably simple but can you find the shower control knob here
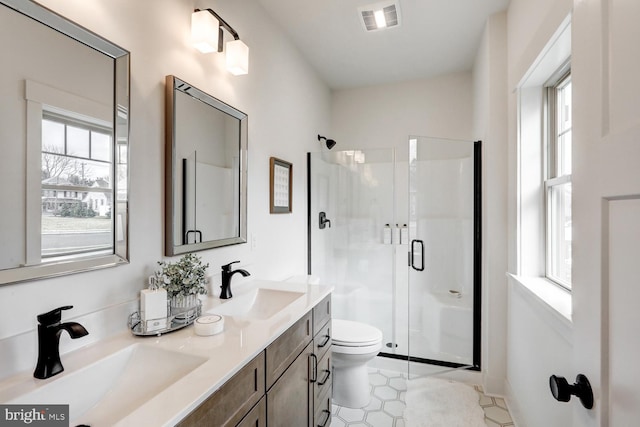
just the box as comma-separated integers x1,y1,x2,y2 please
549,374,594,409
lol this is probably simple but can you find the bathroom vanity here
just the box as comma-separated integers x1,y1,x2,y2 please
0,280,332,426
178,294,333,427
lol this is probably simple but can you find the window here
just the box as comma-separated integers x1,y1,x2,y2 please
545,72,572,288
41,112,114,258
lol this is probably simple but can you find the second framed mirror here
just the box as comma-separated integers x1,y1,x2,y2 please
165,76,248,255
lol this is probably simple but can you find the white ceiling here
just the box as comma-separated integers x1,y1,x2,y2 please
256,0,510,89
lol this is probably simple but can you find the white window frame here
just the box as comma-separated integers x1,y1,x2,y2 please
544,70,572,289
513,15,573,320
40,112,114,259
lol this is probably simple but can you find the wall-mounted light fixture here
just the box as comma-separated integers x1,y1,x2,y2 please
192,8,249,75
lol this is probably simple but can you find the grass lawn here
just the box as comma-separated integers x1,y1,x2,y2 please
42,215,112,232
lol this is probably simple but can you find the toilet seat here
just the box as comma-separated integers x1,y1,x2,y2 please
332,319,383,347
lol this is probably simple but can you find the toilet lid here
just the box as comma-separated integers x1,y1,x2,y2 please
332,319,383,346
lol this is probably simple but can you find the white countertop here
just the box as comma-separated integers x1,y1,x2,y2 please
0,279,333,426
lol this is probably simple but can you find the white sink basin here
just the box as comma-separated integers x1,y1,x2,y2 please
7,344,207,425
207,288,305,319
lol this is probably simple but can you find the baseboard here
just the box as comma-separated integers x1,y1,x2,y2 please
482,373,506,396
504,378,525,427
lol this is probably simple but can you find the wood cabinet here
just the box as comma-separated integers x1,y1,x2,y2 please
266,341,314,427
177,352,265,427
178,293,331,427
237,397,267,427
265,312,313,389
312,295,331,337
266,293,333,427
311,294,332,427
313,313,331,360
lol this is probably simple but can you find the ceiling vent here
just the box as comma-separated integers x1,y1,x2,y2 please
358,1,401,32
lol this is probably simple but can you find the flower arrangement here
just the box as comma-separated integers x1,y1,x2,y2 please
155,253,209,300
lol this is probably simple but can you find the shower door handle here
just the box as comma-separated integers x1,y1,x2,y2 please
410,239,425,271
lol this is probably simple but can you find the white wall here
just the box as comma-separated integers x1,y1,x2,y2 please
331,72,474,151
507,280,573,426
0,0,330,379
504,0,574,425
472,12,508,397
331,71,474,229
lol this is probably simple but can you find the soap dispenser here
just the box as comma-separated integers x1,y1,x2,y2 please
140,274,168,332
383,224,392,244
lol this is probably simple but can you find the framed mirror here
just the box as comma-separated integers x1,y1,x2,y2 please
165,75,248,256
0,0,130,285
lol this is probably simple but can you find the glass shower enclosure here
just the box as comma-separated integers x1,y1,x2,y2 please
307,136,481,375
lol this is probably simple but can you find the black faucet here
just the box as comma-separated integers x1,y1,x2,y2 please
220,261,250,299
33,305,89,379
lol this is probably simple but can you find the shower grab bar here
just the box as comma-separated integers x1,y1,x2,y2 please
410,239,425,271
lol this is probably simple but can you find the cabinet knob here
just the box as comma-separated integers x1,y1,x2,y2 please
549,374,594,409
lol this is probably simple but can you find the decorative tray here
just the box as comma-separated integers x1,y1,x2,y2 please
128,301,202,336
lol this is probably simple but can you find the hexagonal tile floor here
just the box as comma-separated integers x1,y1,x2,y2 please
331,368,514,427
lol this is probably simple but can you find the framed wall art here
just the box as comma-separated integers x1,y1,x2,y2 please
269,157,292,214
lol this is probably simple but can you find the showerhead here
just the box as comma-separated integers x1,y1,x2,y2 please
318,134,337,150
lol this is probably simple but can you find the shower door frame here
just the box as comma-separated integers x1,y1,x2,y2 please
380,139,481,372
306,141,482,372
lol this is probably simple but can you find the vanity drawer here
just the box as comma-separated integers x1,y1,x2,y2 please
236,396,266,427
313,294,331,334
313,350,332,405
177,352,265,427
313,320,331,361
314,387,332,427
266,311,313,389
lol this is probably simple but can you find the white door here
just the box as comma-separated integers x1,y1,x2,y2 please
572,0,640,425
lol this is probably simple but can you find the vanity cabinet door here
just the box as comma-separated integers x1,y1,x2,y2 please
266,341,314,427
177,352,265,427
266,311,312,389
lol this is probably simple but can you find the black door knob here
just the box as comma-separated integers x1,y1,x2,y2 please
549,374,594,409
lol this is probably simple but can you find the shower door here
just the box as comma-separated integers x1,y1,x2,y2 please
307,149,397,349
407,136,481,373
307,139,480,375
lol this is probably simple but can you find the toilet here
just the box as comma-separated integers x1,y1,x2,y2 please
331,319,383,408
285,275,383,408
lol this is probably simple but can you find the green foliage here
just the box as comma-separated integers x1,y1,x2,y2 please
156,253,209,298
58,202,96,218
